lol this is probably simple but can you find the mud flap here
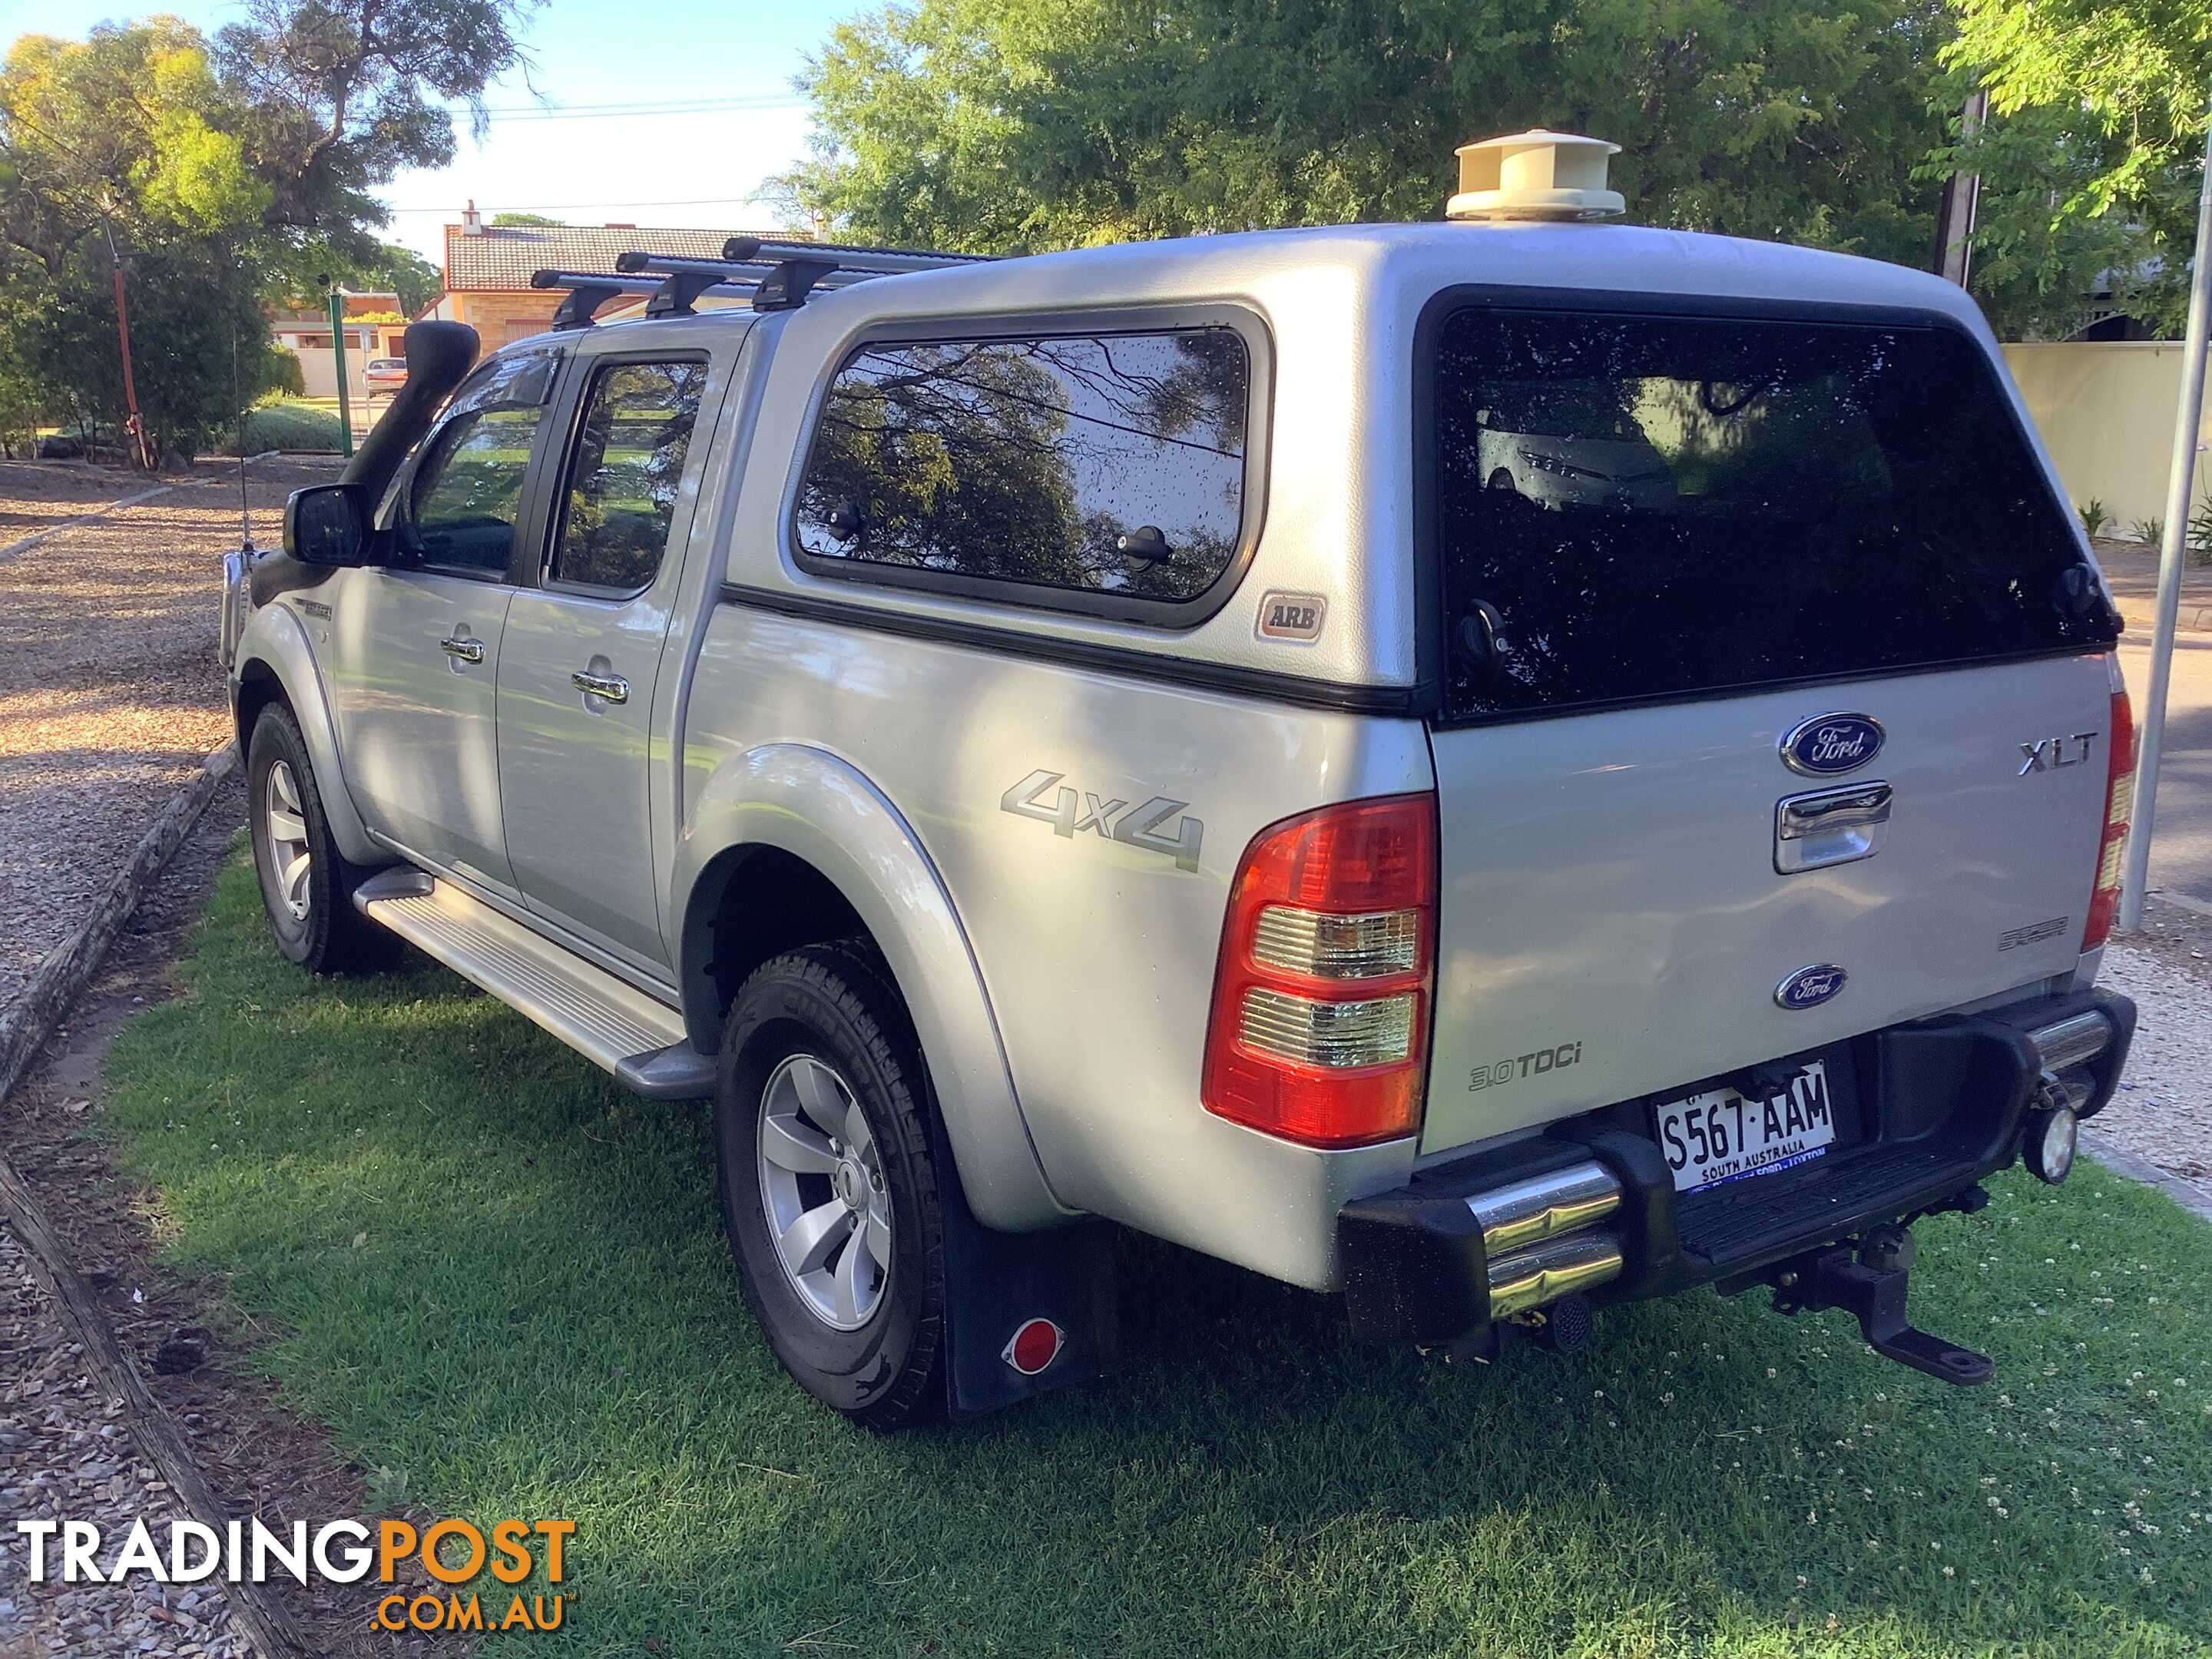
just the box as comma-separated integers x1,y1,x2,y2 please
938,1157,1119,1421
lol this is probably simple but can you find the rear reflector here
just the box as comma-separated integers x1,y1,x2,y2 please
1002,1317,1063,1376
2083,670,2135,952
1201,794,1436,1148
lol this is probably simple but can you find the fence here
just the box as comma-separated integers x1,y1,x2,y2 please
2002,341,2209,534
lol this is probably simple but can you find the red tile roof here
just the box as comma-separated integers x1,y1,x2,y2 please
442,223,792,292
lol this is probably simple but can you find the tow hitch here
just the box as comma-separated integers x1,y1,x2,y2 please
1760,1224,1994,1387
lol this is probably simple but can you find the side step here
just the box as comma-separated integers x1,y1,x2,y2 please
353,868,715,1100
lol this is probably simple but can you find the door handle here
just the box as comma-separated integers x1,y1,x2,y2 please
571,670,629,704
1775,781,1892,874
440,635,485,664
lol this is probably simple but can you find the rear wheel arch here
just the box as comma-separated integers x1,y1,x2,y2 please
671,746,1071,1231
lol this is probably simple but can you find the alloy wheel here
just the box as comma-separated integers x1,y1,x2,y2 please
263,760,312,922
756,1052,892,1330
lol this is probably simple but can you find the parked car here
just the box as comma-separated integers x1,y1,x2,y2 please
363,357,408,390
221,134,2136,1430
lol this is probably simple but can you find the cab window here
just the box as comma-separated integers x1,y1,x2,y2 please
400,349,561,576
549,357,710,593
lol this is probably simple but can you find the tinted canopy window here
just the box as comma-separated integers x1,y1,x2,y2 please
1434,309,2114,720
796,329,1250,604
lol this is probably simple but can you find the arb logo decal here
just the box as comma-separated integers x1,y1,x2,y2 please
1257,591,1327,641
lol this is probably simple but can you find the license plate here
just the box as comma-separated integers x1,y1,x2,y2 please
1654,1061,1836,1193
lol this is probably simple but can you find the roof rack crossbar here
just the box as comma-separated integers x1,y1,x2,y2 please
725,236,995,273
531,268,664,330
534,235,986,329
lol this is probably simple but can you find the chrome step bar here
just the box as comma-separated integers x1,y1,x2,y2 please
353,869,714,1098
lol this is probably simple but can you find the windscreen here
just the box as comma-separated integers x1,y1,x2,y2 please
1433,307,2114,720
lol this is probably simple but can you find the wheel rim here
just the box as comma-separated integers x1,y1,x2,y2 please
756,1053,892,1331
263,760,312,922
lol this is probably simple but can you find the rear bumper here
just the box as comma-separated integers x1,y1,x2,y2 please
1339,986,2134,1346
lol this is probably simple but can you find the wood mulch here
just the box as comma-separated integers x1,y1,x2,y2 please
0,457,340,1017
0,779,443,1658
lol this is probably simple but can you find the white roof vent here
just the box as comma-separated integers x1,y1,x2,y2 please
1446,130,1624,222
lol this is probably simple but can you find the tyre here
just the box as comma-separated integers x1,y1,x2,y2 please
245,704,395,975
715,944,947,1429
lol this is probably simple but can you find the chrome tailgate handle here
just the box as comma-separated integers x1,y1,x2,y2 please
1776,781,1892,874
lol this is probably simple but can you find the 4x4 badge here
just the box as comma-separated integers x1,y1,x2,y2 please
999,770,1204,871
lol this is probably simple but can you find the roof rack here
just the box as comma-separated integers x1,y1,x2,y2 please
531,237,999,329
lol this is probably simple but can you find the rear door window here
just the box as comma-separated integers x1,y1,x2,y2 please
1432,308,2114,720
794,328,1250,610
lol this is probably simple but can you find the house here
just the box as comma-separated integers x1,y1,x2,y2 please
270,289,409,400
423,203,793,346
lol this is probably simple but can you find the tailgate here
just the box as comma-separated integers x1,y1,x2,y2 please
1417,299,2121,1156
1421,657,2112,1153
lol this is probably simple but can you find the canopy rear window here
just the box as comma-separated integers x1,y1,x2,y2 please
1432,307,2114,721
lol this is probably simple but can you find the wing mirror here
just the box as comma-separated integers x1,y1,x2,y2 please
283,482,376,567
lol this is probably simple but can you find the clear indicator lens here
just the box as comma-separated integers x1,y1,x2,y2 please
1251,906,1419,979
2108,770,2134,827
2097,833,2128,892
1238,987,1415,1069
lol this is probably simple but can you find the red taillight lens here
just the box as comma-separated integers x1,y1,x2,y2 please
2083,675,2136,952
1200,793,1437,1148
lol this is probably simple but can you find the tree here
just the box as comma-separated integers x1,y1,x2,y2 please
214,0,541,255
491,211,566,226
0,21,278,459
784,0,1952,270
1943,0,2212,337
0,0,533,458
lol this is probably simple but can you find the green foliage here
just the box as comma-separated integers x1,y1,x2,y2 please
2079,498,2111,538
2132,515,2164,545
0,1,533,462
95,853,2212,1657
1945,0,2212,338
489,211,566,226
2187,495,2212,565
217,396,343,454
785,0,1951,268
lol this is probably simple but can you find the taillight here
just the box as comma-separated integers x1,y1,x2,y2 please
2083,670,2135,952
1200,793,1436,1148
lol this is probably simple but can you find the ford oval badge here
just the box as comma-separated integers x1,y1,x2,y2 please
1775,964,1847,1011
1780,713,1883,777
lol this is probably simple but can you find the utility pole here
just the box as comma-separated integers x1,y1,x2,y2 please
322,276,356,460
103,224,152,470
2120,91,2212,931
1933,88,1989,287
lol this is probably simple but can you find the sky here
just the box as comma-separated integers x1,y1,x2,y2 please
0,0,863,263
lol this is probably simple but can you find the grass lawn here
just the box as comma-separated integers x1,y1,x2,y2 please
100,853,2212,1657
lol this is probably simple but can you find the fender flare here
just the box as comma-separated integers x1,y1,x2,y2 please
232,604,385,866
674,743,1071,1232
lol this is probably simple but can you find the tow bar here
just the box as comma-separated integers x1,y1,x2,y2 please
1761,1223,1994,1386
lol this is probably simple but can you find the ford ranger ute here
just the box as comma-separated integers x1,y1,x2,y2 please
222,132,2137,1429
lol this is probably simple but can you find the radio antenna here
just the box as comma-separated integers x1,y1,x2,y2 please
230,319,253,552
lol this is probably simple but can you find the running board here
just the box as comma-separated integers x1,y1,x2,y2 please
353,868,714,1099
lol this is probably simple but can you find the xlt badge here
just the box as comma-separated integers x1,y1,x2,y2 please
1000,770,1204,871
2018,731,2098,774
